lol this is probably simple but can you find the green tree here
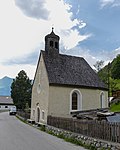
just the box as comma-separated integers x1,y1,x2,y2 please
98,65,108,84
109,77,117,95
94,60,104,72
111,54,120,79
11,70,32,110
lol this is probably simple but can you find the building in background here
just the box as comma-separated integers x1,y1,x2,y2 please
0,96,14,110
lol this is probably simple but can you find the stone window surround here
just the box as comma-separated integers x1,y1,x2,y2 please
70,89,82,113
100,91,105,108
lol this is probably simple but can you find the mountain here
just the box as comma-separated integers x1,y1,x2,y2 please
0,76,13,96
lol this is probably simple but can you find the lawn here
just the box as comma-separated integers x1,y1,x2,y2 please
110,102,120,112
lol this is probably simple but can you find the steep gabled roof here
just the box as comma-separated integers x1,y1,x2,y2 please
41,51,107,90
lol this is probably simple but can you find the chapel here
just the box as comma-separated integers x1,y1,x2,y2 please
30,29,108,124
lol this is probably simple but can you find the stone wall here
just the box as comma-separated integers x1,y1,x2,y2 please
45,125,120,150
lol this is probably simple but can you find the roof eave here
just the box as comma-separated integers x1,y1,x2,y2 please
49,83,108,91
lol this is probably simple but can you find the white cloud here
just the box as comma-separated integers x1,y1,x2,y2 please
0,0,90,79
112,2,120,7
76,5,80,15
100,0,120,7
61,29,91,50
0,0,47,62
100,0,114,7
112,47,120,57
0,0,119,80
79,21,86,29
0,63,36,79
65,46,120,71
0,0,89,57
94,47,120,67
15,0,49,20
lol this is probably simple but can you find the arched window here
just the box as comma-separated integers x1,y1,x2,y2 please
36,107,40,123
55,42,58,49
50,41,53,47
72,92,77,110
100,92,105,108
70,89,82,112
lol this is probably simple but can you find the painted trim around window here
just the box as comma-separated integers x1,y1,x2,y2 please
70,89,82,113
41,110,45,121
100,91,105,108
35,106,41,123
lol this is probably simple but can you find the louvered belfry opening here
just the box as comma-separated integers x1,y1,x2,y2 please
45,28,60,55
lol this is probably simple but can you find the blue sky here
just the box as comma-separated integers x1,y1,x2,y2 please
0,0,120,79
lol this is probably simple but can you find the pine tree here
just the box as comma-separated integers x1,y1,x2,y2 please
11,70,32,110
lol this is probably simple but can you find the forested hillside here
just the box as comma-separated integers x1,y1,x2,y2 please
98,54,120,95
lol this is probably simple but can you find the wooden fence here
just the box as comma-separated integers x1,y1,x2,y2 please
47,116,120,143
17,110,30,120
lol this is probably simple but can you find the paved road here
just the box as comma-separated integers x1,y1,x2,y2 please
0,112,87,150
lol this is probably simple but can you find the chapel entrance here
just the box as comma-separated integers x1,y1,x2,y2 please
36,107,40,123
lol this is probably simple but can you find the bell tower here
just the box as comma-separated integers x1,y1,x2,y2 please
45,28,60,55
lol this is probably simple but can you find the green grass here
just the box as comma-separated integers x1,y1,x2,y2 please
110,102,120,112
